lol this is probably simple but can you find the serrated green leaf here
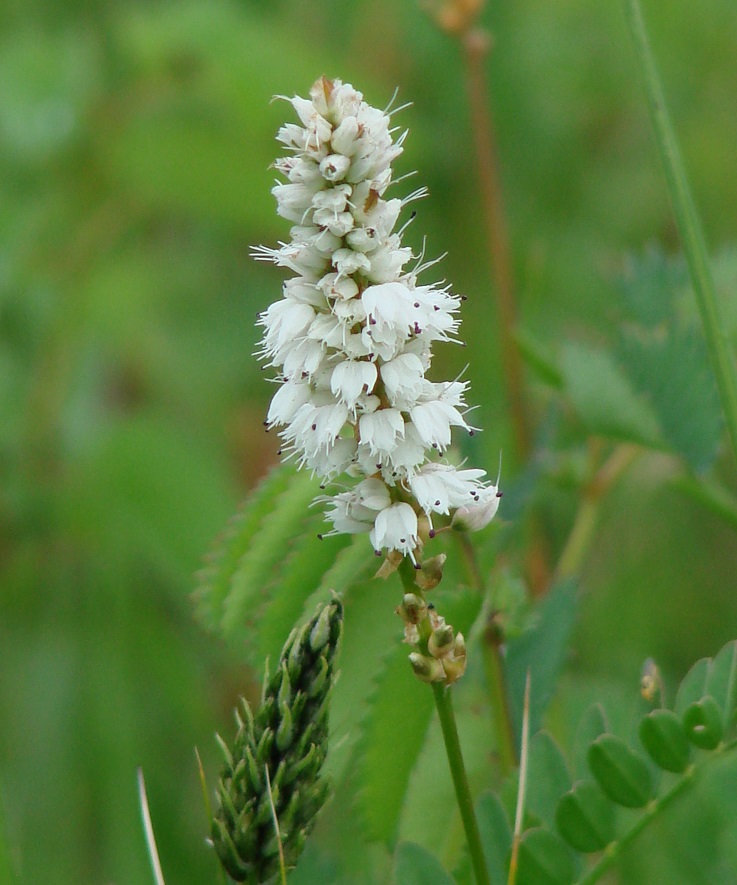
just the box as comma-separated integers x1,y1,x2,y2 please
555,779,614,854
639,709,691,773
615,327,721,471
221,470,321,637
617,248,686,328
560,342,662,447
356,587,482,847
324,553,400,785
249,529,354,670
674,656,711,717
588,734,652,808
682,696,724,750
573,704,609,781
705,640,737,730
357,641,436,846
505,579,578,742
525,732,571,830
392,841,456,885
513,827,575,885
195,464,309,630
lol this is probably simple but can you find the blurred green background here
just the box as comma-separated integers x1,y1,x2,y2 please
2,0,737,882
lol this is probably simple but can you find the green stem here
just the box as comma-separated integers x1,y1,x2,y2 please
432,683,492,885
576,738,737,884
624,0,737,468
457,535,517,776
556,444,640,581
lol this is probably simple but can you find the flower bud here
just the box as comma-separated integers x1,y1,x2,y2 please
414,553,447,591
441,652,467,684
428,623,455,659
409,652,446,683
451,485,502,532
396,592,428,625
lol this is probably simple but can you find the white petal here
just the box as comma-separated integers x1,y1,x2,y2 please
370,503,418,557
358,409,405,456
266,380,312,426
330,360,378,407
380,352,425,407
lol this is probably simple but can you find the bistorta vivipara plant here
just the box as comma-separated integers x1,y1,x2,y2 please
211,596,343,883
254,76,502,576
244,76,502,883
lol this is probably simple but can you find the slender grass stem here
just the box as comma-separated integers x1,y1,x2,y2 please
137,768,167,885
506,672,531,885
624,0,737,469
432,683,492,885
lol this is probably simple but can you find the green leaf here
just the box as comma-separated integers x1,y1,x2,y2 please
505,578,578,741
194,464,320,639
475,792,512,885
682,696,724,750
392,841,456,885
639,709,691,773
615,326,721,471
573,704,609,781
513,828,576,885
617,248,685,329
525,732,571,830
248,529,355,670
674,656,711,717
515,327,563,389
555,779,614,854
705,639,737,730
356,634,436,846
324,555,404,786
560,342,662,447
587,734,652,808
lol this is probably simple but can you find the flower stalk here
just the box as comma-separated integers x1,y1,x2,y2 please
433,683,492,885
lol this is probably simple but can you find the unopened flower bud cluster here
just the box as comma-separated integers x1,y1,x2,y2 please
256,77,500,564
397,593,467,685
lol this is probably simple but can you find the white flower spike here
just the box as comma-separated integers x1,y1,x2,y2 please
256,77,500,564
